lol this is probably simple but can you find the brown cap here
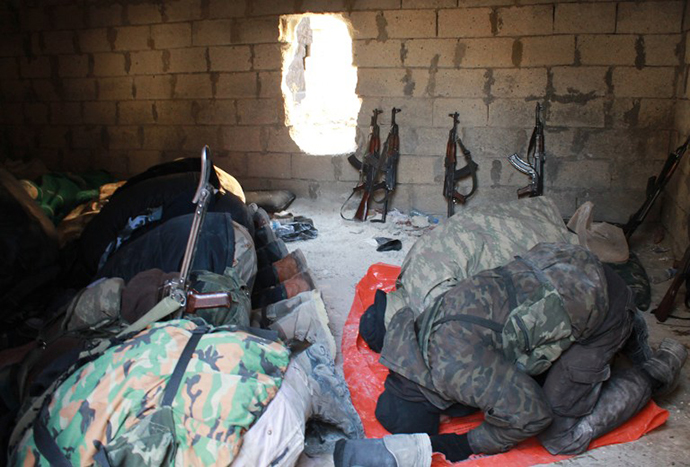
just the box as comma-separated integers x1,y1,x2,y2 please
567,201,629,264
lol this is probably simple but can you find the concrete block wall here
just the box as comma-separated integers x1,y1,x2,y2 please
0,0,685,223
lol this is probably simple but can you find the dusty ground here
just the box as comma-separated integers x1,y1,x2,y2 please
281,197,690,467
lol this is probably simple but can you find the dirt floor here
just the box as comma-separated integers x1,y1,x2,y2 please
280,197,690,467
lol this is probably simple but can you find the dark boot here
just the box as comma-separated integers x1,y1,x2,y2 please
283,271,316,299
256,240,288,267
642,337,688,396
334,434,432,467
274,249,308,282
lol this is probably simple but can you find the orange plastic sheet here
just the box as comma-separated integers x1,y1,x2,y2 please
342,263,669,467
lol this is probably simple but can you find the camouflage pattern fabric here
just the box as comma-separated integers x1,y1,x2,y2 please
379,243,608,455
189,266,251,327
385,197,577,325
11,319,290,466
64,277,125,332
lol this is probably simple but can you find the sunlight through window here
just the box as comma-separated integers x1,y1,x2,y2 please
280,14,361,155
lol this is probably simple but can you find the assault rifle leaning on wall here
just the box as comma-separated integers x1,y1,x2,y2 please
508,103,545,198
443,112,478,218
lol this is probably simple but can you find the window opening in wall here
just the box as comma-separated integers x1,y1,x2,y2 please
280,14,361,155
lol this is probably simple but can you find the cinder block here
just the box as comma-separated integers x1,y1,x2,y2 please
432,98,487,127
453,38,514,68
403,39,456,68
164,0,203,22
30,80,60,102
265,125,301,152
438,8,494,38
113,26,151,51
578,35,636,66
247,152,291,179
174,74,214,98
638,99,675,129
492,68,548,98
192,19,233,46
258,71,282,98
20,7,49,31
496,5,553,36
237,98,282,125
554,4,616,34
617,1,683,34
72,127,103,151
208,0,245,19
488,99,536,127
253,43,283,70
143,126,185,150
404,0,456,8
383,10,436,39
610,156,668,189
127,3,163,25
380,97,433,128
549,100,606,128
50,102,83,124
20,56,51,78
83,101,117,124
357,68,429,97
644,34,682,66
347,12,379,40
521,35,575,67
353,40,403,68
23,103,49,124
40,126,70,149
53,5,86,30
167,48,208,73
181,125,220,150
577,128,669,161
248,0,295,16
552,66,608,97
107,126,142,149
151,23,192,49
613,67,676,98
235,17,280,44
0,34,23,57
291,154,337,181
92,53,127,77
134,75,172,99
462,126,524,159
58,55,89,78
216,72,258,98
119,100,155,124
397,155,437,184
88,4,124,28
124,150,159,176
552,159,610,188
214,151,248,178
155,100,193,124
346,0,399,11
43,31,76,55
61,78,97,101
433,69,487,98
209,45,252,71
97,77,134,100
404,127,449,156
194,99,237,124
220,126,262,151
79,29,112,53
0,58,17,80
129,50,164,75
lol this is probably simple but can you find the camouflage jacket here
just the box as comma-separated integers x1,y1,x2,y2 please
384,197,578,325
11,319,290,466
380,243,609,454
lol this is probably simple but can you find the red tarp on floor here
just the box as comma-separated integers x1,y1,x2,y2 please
342,263,669,466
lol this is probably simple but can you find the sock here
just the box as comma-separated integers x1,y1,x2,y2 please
430,433,474,462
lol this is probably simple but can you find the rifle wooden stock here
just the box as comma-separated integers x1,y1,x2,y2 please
186,291,234,313
653,246,690,322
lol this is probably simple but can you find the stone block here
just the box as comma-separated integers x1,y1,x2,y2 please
0,34,23,57
124,150,160,176
403,0,455,6
208,0,245,18
216,72,258,98
404,127,449,156
554,4,616,34
357,68,429,97
23,103,49,124
439,8,492,38
83,101,117,124
63,78,98,100
609,98,675,130
552,66,608,97
521,35,575,67
181,125,220,150
0,58,16,80
220,126,262,151
129,50,164,75
264,125,300,153
134,75,173,99
192,19,233,46
235,17,280,44
253,43,283,71
167,48,208,73
93,53,127,77
209,45,252,71
51,102,83,124
397,155,437,184
174,74,213,98
113,26,150,51
258,71,282,98
617,1,683,34
127,3,163,25
462,126,525,159
406,184,447,216
39,126,70,149
613,67,676,98
43,31,76,55
551,159,610,188
578,34,636,66
347,12,378,40
402,39,456,68
88,4,124,28
194,99,237,124
353,39,403,68
164,0,203,22
247,152,291,179
0,103,22,124
19,7,48,31
433,69,487,98
143,126,185,150
454,38,514,68
644,34,682,67
155,101,193,124
432,98,488,127
79,28,112,53
53,5,86,30
549,99,606,128
577,128,669,161
610,156,668,189
152,23,192,49
30,80,60,102
58,55,89,78
488,99,536,127
98,77,134,100
20,56,51,78
248,0,295,16
380,97,433,128
383,10,436,39
496,5,553,36
110,126,144,149
492,68,548,98
237,98,282,125
291,154,337,181
119,100,155,124
214,151,248,177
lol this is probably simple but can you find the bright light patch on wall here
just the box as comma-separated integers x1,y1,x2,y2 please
280,14,361,155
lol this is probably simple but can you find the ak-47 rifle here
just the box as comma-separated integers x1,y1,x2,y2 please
508,103,545,198
623,135,690,240
653,217,690,322
443,112,478,218
371,107,401,223
341,108,383,221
